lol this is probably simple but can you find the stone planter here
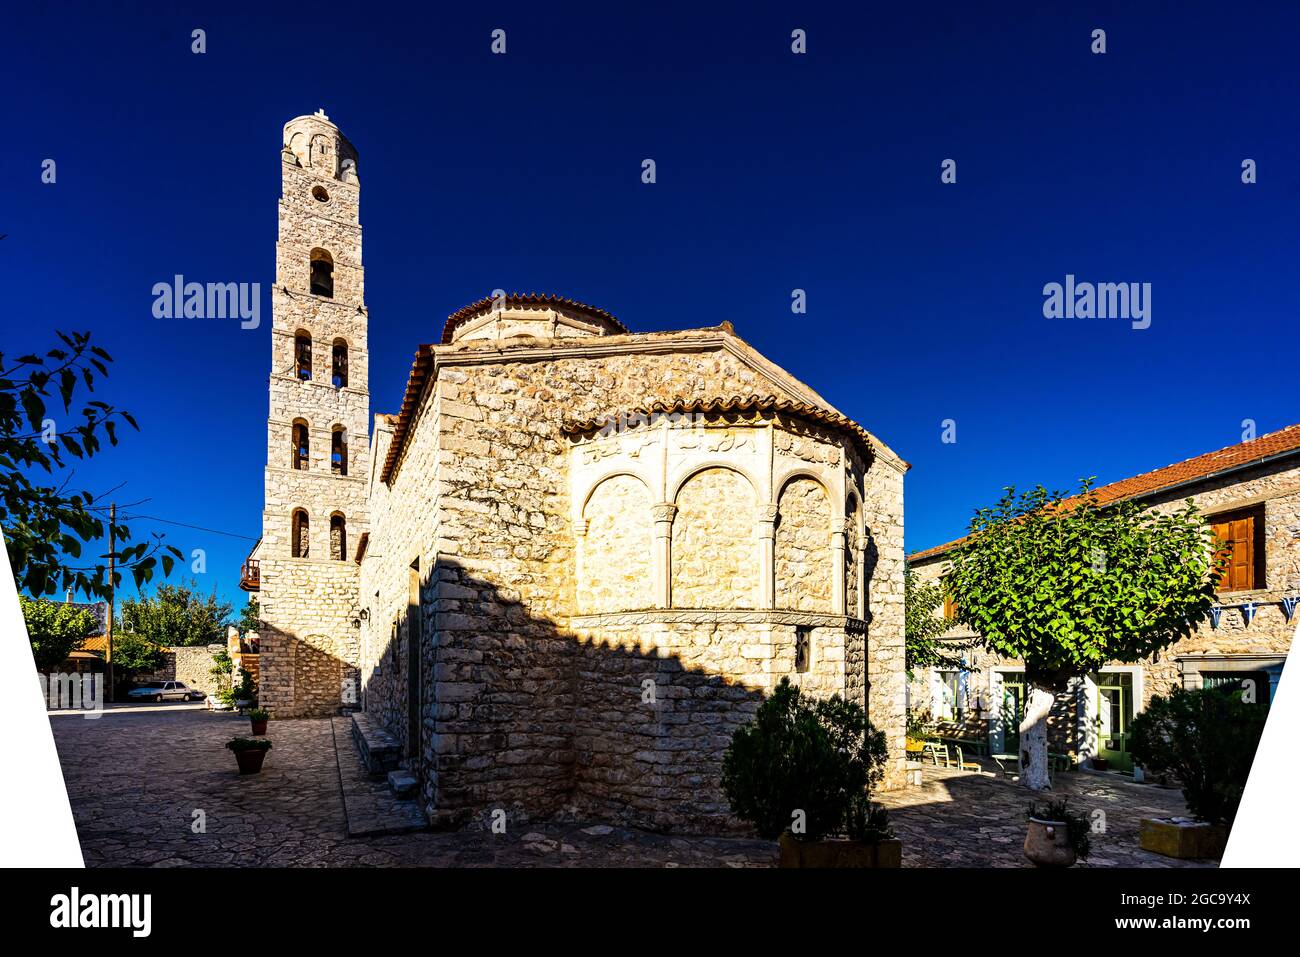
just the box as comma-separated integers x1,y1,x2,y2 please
207,695,231,712
232,749,268,775
778,831,902,868
1139,818,1228,860
1024,817,1077,867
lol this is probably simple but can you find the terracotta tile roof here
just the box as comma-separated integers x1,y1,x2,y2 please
908,423,1300,564
380,344,435,483
564,394,881,466
440,292,628,344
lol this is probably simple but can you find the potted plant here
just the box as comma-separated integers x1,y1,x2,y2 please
1129,685,1267,860
1024,796,1091,867
248,707,270,736
722,677,900,868
227,737,272,775
232,671,258,711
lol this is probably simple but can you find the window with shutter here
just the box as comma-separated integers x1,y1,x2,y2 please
1210,507,1265,592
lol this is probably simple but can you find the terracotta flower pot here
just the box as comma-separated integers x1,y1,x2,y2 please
233,748,268,775
1024,818,1076,868
250,719,268,735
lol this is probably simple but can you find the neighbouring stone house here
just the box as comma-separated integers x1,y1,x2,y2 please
909,425,1300,772
136,643,226,695
248,113,909,832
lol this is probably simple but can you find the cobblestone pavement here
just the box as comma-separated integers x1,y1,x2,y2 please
50,707,775,867
876,763,1215,867
51,708,1212,868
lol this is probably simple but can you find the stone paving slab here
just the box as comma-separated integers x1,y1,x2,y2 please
49,708,1213,868
50,707,774,867
875,763,1215,868
330,717,428,837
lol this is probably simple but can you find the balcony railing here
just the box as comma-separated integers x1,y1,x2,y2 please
240,559,260,591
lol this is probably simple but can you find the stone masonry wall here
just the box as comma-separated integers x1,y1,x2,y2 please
671,467,759,609
362,326,908,831
260,114,370,719
137,644,223,694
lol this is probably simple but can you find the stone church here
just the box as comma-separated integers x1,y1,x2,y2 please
248,113,908,831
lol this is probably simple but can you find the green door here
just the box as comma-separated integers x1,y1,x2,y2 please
1096,673,1134,772
1001,679,1025,755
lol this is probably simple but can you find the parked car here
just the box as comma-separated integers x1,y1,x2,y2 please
126,681,202,703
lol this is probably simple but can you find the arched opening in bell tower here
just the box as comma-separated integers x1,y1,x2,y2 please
310,248,334,297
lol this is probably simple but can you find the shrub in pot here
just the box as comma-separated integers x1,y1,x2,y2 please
227,736,272,775
1024,796,1091,867
247,708,270,736
232,672,258,710
1129,685,1267,859
722,677,898,867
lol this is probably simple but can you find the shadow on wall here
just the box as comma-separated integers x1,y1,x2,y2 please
358,557,881,835
260,626,362,718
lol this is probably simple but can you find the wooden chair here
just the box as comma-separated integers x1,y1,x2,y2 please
954,746,981,773
922,740,951,767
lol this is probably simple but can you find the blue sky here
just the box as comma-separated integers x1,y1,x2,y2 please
2,2,1297,610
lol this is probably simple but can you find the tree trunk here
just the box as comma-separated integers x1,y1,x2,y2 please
1020,682,1055,790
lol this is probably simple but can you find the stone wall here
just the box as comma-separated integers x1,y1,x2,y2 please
259,113,370,718
579,474,654,613
360,325,909,831
137,644,224,693
672,467,759,609
775,476,833,612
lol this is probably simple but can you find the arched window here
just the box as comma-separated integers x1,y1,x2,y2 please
331,426,348,476
331,338,348,388
310,248,334,298
291,509,309,559
291,419,310,470
330,513,347,561
294,331,312,381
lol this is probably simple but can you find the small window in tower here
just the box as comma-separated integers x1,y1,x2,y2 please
330,513,347,562
310,248,334,298
331,426,348,476
292,419,310,470
312,185,330,203
332,339,348,388
294,331,312,380
291,509,310,559
794,626,812,673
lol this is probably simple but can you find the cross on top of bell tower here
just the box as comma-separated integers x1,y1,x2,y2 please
315,108,329,120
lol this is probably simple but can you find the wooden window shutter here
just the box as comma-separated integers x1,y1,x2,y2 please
1212,511,1260,592
943,585,958,620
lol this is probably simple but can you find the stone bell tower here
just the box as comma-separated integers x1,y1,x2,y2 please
258,111,370,717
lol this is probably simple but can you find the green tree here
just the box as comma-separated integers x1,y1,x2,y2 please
904,564,978,679
236,596,261,636
20,595,97,671
1,331,182,599
110,630,165,674
118,581,232,647
945,480,1221,790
